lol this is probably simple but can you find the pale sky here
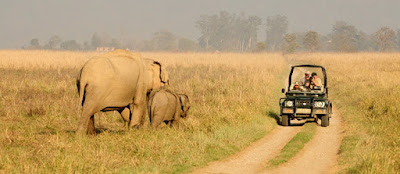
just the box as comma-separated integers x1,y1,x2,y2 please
1,0,399,48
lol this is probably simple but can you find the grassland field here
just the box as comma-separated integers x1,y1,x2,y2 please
0,50,399,173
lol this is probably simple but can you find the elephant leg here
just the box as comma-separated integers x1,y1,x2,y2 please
150,114,163,129
129,63,147,128
77,104,98,135
140,108,147,125
87,115,96,135
129,102,146,128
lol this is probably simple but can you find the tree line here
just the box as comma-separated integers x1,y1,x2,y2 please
26,11,400,52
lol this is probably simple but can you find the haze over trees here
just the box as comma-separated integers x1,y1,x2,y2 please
46,35,62,50
303,31,321,52
374,27,396,52
196,11,261,51
24,11,400,53
265,15,288,51
281,33,298,54
330,21,359,52
29,38,40,49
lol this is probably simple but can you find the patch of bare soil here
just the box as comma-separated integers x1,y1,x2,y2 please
191,126,302,174
262,108,343,174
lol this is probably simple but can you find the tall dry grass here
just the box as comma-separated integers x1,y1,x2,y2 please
0,50,287,173
287,53,400,173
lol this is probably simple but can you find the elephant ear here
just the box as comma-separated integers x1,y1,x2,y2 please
179,94,190,109
153,61,169,84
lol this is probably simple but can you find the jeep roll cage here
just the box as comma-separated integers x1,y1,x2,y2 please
287,64,328,95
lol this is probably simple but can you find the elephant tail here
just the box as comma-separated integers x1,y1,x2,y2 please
76,68,87,106
148,93,154,123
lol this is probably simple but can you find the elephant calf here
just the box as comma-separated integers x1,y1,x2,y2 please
148,89,190,129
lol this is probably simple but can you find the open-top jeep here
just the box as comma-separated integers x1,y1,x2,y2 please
279,65,332,127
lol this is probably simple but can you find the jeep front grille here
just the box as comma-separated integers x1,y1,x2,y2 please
296,100,311,107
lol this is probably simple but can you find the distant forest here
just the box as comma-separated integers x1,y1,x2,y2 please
25,11,400,53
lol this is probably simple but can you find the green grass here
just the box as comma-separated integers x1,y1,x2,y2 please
267,123,317,167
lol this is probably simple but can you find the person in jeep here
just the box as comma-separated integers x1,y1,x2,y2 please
299,71,311,86
307,72,322,89
292,81,306,91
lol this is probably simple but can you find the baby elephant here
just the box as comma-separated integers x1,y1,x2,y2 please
148,89,190,129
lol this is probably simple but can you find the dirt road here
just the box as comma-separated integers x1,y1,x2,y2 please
191,111,343,174
191,125,302,174
261,111,343,174
192,65,343,174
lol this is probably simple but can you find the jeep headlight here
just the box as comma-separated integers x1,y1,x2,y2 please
313,101,325,107
285,100,294,107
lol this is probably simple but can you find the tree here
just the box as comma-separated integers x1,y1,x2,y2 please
60,40,81,50
48,35,62,49
331,21,358,52
178,37,199,52
151,31,177,51
83,41,92,50
356,31,374,51
253,42,266,52
110,38,122,49
90,32,111,48
397,29,400,51
30,38,41,49
265,15,288,51
303,31,321,52
196,11,262,51
281,33,298,54
91,32,102,48
374,27,396,52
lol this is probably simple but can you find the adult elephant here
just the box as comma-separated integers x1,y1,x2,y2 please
76,50,168,135
118,58,170,124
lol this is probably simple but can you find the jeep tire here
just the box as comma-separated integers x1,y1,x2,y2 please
282,115,290,126
321,114,329,127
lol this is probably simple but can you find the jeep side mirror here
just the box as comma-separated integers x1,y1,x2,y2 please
326,87,328,94
281,88,285,93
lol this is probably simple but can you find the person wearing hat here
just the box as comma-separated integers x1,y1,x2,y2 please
299,71,311,86
308,72,322,89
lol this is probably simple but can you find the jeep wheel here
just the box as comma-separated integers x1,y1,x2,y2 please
321,114,329,127
282,115,290,126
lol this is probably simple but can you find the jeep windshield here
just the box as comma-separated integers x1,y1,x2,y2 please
288,66,326,94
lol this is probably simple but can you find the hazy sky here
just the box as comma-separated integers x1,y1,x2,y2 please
1,0,400,48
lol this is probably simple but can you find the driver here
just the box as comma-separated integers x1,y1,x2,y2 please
299,71,311,86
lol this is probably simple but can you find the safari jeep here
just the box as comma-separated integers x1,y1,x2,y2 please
279,65,332,127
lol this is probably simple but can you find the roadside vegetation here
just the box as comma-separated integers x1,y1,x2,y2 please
0,50,286,173
289,53,400,173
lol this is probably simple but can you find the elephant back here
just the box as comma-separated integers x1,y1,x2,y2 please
77,49,146,108
103,49,142,60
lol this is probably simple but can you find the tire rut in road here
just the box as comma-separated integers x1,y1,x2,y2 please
261,109,343,174
191,126,302,174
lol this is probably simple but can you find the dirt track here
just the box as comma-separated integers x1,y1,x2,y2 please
192,65,343,174
191,110,343,174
